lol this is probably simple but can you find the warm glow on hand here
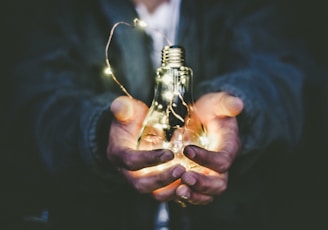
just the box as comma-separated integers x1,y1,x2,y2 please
172,92,243,205
193,92,243,152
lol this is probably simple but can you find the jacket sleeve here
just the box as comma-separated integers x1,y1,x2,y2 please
9,1,125,191
195,0,307,174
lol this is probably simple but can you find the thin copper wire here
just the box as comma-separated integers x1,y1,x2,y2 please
105,21,133,98
104,18,173,99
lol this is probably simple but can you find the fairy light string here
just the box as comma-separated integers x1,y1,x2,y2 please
105,19,210,214
103,19,209,162
104,18,173,99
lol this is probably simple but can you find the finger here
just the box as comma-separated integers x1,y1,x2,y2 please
108,96,156,168
195,92,244,119
109,97,148,149
180,171,227,196
204,115,240,152
152,179,181,202
176,184,214,205
117,149,174,171
122,165,185,194
111,96,148,123
216,92,244,117
111,96,134,122
184,145,234,173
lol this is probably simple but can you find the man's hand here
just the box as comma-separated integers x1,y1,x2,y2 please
107,96,186,198
176,92,244,205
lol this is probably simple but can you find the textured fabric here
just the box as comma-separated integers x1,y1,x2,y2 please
3,0,324,229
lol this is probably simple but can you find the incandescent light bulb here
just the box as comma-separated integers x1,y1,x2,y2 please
137,45,208,173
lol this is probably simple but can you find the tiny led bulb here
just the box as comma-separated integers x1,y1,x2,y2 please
134,18,147,28
162,74,173,84
104,66,113,75
163,91,174,101
199,134,209,147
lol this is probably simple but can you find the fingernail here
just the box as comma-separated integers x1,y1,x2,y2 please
111,96,133,122
184,174,196,186
227,96,244,116
184,146,196,159
177,185,190,199
159,150,174,162
172,166,185,178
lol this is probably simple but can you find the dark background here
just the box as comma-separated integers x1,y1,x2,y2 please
1,0,327,229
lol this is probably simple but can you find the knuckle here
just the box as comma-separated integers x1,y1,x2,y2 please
201,197,214,205
219,181,228,192
146,153,161,165
124,160,135,170
106,148,117,163
123,154,139,170
153,175,170,189
216,153,232,172
133,181,149,194
156,174,166,184
216,179,227,194
218,161,230,173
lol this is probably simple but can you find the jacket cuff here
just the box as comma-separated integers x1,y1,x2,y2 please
79,92,126,186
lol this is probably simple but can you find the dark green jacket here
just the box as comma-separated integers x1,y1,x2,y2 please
3,0,320,229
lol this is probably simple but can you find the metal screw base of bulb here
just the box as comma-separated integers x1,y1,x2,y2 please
161,46,185,67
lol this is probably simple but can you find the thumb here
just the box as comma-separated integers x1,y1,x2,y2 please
111,96,149,123
216,92,244,117
111,96,134,122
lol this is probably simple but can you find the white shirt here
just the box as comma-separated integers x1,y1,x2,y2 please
135,0,181,68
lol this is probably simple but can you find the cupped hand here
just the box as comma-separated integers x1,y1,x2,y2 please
107,96,186,200
176,92,244,205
